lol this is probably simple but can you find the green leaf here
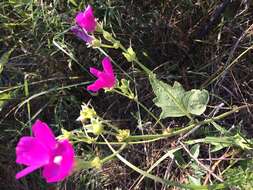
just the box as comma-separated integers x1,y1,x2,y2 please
188,134,253,152
190,144,200,159
149,74,187,118
0,48,14,74
182,89,209,115
68,0,77,6
149,74,209,118
211,121,229,135
188,175,201,185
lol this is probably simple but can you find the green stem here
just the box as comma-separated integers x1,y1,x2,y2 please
101,143,127,164
127,123,196,141
103,136,209,190
100,44,115,48
94,138,164,145
112,89,165,128
119,43,193,121
75,105,251,146
127,105,250,141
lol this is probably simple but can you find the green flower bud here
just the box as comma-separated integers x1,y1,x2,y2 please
95,22,103,33
91,38,101,48
90,118,104,135
162,127,172,135
91,157,102,169
57,128,73,141
75,156,102,170
113,41,120,49
77,103,97,122
116,129,130,142
118,79,135,100
122,47,136,62
103,31,114,42
61,128,72,139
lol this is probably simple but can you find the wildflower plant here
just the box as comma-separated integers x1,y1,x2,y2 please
13,3,253,189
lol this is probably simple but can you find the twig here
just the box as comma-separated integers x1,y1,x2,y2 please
178,141,224,182
203,149,237,185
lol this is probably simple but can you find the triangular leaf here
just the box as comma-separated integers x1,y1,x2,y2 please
149,74,209,119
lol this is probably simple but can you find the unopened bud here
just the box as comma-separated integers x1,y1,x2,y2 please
113,41,120,49
122,47,136,62
103,31,114,42
91,118,104,135
77,103,97,122
116,129,130,142
91,157,102,169
91,38,101,48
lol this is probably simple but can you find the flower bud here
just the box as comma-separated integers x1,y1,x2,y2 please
118,79,135,100
95,22,103,33
77,103,97,122
116,129,130,142
103,31,114,42
91,157,102,169
122,47,136,62
60,128,72,140
90,118,104,135
91,38,101,48
113,41,120,49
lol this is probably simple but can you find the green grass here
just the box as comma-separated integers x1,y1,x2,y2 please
1,0,253,189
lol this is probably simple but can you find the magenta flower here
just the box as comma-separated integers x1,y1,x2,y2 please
71,25,94,44
87,57,116,92
16,120,75,183
75,5,97,33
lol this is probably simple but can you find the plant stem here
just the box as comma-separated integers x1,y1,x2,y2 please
101,143,127,163
103,136,210,190
126,105,251,141
112,89,165,128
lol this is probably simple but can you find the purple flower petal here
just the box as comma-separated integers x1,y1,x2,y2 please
102,57,114,74
16,121,75,183
42,140,75,182
71,26,93,44
16,164,43,179
32,120,57,150
87,57,116,92
16,137,50,166
87,79,105,92
75,5,96,33
90,67,102,77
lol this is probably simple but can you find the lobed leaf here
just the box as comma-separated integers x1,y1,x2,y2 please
149,74,209,119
